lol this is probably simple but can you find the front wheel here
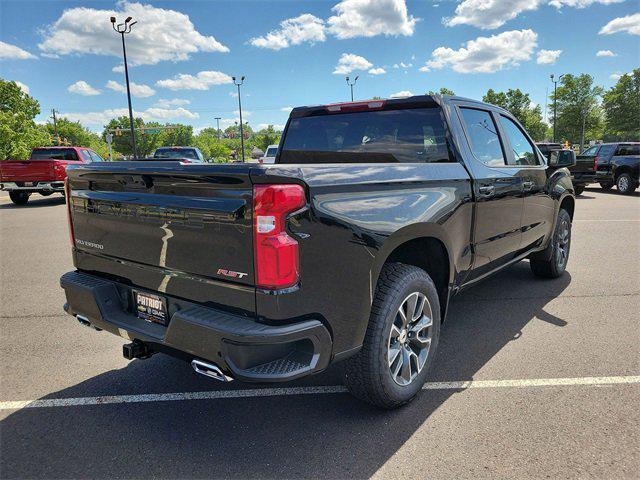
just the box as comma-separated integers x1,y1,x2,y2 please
343,263,440,409
616,173,637,195
574,185,585,196
599,182,613,191
530,209,571,278
9,191,30,205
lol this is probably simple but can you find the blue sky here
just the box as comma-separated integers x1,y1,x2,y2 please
1,0,638,132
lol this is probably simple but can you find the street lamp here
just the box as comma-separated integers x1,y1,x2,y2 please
214,117,221,139
346,75,359,102
232,76,245,162
111,15,138,158
550,73,564,143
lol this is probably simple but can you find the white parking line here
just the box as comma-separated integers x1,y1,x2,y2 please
1,375,638,411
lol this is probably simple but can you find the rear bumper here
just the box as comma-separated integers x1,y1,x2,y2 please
1,181,64,191
60,271,332,382
571,172,597,186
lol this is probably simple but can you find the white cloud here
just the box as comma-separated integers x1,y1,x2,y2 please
599,13,640,35
422,29,538,74
38,2,228,66
536,49,562,64
0,41,37,60
368,67,386,75
609,72,629,81
445,0,541,30
106,80,155,98
40,53,59,59
257,123,286,130
393,62,413,69
14,81,30,94
156,71,232,90
333,53,373,74
445,0,623,30
596,49,617,57
112,65,125,73
389,90,413,98
250,14,326,50
328,0,417,39
60,107,199,126
549,0,624,7
154,98,190,108
229,91,239,98
280,106,294,112
68,80,101,96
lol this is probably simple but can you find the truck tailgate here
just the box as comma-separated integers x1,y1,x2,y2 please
67,162,256,289
572,156,596,174
0,160,55,182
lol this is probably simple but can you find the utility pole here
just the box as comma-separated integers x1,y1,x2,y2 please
215,117,221,139
232,76,245,162
550,73,564,143
51,109,59,143
111,15,138,158
346,76,359,102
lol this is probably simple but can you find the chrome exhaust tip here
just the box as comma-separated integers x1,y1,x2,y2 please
191,359,233,382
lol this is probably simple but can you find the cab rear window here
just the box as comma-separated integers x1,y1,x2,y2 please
280,107,453,164
30,148,78,161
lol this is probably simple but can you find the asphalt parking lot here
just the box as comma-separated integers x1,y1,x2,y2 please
0,188,638,479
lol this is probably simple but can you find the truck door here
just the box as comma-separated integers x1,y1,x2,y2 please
455,105,524,280
497,114,555,252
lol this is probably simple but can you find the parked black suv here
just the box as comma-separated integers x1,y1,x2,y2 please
592,142,640,195
60,95,576,408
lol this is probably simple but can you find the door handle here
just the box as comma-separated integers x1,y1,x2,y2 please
478,185,495,197
522,180,534,191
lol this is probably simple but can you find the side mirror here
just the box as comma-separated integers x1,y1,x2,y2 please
549,149,575,168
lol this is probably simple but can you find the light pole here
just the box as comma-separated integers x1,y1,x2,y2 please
111,15,138,158
550,73,564,143
232,76,245,162
346,76,359,102
215,117,221,139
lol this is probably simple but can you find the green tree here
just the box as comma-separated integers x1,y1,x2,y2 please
483,88,548,141
193,129,232,162
427,88,455,96
45,117,113,158
0,79,51,160
550,74,604,149
602,69,640,141
252,125,281,151
103,117,162,157
157,124,193,147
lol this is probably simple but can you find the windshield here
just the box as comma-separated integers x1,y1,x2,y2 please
30,148,78,161
280,107,452,164
266,147,278,157
154,148,198,159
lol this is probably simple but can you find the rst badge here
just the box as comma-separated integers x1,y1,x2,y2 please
217,269,248,279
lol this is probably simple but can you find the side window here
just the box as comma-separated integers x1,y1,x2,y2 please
459,108,505,167
616,145,640,156
581,146,599,157
89,151,104,162
79,149,92,162
500,116,539,166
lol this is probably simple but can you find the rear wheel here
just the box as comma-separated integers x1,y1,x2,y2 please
9,191,30,205
599,182,613,191
574,185,585,196
616,173,637,195
530,209,571,278
343,263,440,409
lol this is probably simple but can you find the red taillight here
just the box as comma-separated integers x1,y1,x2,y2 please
64,178,75,246
253,184,306,289
53,162,67,180
594,155,599,171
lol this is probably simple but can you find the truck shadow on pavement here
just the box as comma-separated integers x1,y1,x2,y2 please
0,194,65,209
1,262,571,479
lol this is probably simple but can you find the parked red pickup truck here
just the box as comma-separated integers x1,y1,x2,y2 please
0,147,104,205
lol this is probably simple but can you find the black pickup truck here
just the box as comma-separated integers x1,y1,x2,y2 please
60,96,576,408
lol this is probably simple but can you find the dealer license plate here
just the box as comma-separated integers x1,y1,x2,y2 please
134,290,168,325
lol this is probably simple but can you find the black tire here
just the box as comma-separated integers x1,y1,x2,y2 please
599,182,613,191
616,173,637,195
530,209,571,278
343,263,441,409
9,191,30,205
574,185,585,196
39,191,53,197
